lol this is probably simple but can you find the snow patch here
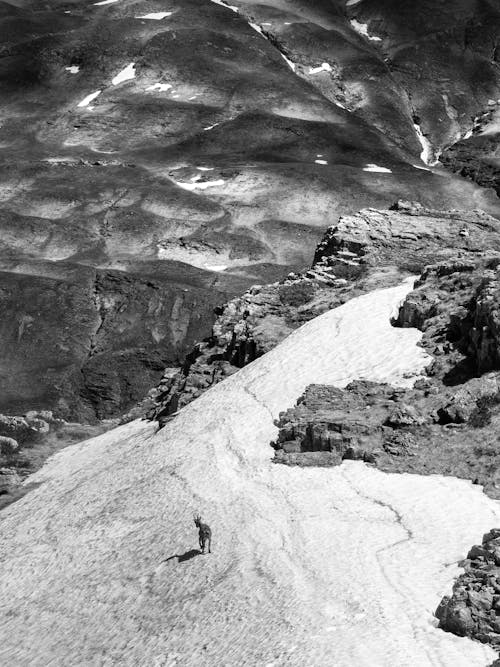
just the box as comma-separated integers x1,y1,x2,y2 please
309,63,332,74
363,163,392,173
197,166,215,171
112,62,136,86
77,90,101,108
203,122,220,131
93,0,119,5
146,83,172,92
413,123,439,166
204,264,228,272
174,179,225,191
315,160,328,165
136,12,172,19
65,66,79,74
350,19,382,41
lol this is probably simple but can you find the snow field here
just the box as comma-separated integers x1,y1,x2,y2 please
0,281,498,665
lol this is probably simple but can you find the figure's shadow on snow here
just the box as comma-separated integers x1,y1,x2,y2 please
164,549,201,564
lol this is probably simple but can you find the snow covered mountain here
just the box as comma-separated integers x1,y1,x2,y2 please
1,281,500,665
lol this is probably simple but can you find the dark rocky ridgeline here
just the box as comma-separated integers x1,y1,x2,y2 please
436,529,500,663
140,201,500,423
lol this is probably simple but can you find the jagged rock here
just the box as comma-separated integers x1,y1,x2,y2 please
385,404,425,428
436,531,500,654
271,375,500,498
0,436,19,456
383,431,418,456
0,415,32,444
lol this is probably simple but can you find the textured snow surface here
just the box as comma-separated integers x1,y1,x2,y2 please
0,282,498,666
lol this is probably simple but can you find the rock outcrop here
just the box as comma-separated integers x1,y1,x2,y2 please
436,529,500,658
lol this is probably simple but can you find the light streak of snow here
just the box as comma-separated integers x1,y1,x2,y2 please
309,62,332,74
174,179,225,191
93,0,119,5
413,122,438,166
280,52,296,71
3,281,499,665
412,164,431,171
112,63,136,86
363,163,392,173
77,90,101,107
203,122,220,131
136,12,172,19
210,0,239,12
350,19,382,41
205,264,228,271
197,166,215,171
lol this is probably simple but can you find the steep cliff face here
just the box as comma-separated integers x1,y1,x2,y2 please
0,262,234,421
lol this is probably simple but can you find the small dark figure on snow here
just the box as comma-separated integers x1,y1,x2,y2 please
194,513,212,554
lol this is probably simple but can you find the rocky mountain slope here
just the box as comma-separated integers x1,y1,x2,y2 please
2,0,500,419
142,201,500,421
2,280,500,666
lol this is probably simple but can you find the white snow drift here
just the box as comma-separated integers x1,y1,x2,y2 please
112,63,136,86
0,281,498,665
